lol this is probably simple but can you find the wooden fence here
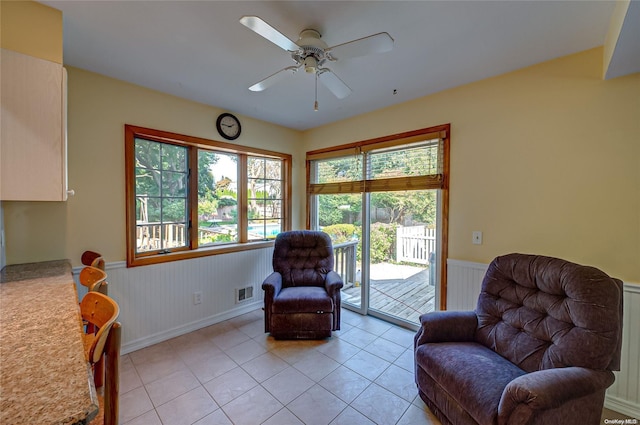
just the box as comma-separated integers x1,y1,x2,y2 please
396,225,436,264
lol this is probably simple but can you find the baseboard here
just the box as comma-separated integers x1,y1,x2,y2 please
121,300,263,354
605,394,640,419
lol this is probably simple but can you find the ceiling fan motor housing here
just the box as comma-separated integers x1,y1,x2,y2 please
292,29,328,73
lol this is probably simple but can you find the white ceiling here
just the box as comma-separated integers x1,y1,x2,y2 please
42,1,632,131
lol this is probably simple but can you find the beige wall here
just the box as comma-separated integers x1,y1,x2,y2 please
0,0,63,63
303,47,640,283
3,67,304,266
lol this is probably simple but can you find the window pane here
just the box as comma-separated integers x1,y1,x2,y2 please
249,198,266,218
247,157,284,242
162,171,187,197
136,168,160,196
146,198,161,222
248,219,281,240
265,159,282,179
162,143,187,172
137,224,161,252
162,198,187,223
135,138,160,169
248,157,264,178
248,178,266,198
198,150,239,246
313,155,362,184
265,200,281,219
368,140,441,180
265,181,281,199
134,137,188,254
315,193,363,310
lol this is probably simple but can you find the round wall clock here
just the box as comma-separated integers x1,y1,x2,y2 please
216,113,241,140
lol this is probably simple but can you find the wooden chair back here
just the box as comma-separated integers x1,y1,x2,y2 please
79,266,108,294
80,292,119,365
82,250,105,270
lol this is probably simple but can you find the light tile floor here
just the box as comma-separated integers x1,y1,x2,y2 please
117,308,633,425
118,308,441,425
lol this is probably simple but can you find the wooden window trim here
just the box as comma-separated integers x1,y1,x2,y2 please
125,124,292,267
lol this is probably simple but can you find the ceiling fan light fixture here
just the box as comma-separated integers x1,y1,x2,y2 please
304,56,318,73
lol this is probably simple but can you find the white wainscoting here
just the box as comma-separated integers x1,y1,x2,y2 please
607,284,640,418
446,259,488,310
74,247,274,354
447,259,640,419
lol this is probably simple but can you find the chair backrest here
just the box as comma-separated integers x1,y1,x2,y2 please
80,292,120,364
79,266,108,293
272,230,334,288
81,250,105,270
475,253,623,373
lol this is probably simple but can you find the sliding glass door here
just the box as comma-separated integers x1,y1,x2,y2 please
367,189,439,323
308,126,449,326
315,193,363,310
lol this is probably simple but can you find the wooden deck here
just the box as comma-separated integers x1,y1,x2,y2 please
341,267,436,324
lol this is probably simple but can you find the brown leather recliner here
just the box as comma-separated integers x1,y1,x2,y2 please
415,253,623,425
262,230,343,339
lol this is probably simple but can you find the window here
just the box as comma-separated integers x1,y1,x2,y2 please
125,125,291,267
306,125,450,316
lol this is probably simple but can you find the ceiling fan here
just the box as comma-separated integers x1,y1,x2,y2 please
239,16,394,110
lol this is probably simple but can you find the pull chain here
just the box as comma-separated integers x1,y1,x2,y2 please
314,72,319,111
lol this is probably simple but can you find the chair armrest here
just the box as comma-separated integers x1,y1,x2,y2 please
262,272,282,299
414,311,478,347
324,271,344,296
498,367,615,423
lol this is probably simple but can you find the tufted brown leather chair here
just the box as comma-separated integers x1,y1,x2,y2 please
414,253,623,425
262,230,343,339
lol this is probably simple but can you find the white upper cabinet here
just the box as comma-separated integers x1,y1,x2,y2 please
1,48,68,201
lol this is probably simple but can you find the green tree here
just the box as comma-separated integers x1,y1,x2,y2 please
371,190,436,226
198,151,219,198
135,139,188,223
318,194,361,227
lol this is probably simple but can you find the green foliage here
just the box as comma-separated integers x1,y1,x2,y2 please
371,190,436,226
318,194,362,227
198,195,218,220
198,151,218,198
217,197,237,207
369,222,397,263
205,232,235,244
161,199,187,223
322,224,359,243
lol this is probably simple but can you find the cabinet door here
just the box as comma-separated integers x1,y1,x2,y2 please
1,48,67,201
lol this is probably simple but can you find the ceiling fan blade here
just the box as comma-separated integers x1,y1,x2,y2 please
327,32,394,61
318,70,352,99
239,16,300,52
249,66,299,92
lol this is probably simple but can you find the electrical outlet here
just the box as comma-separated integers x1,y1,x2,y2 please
472,231,483,245
193,291,202,305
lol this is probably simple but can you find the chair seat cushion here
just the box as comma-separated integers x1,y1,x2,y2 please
272,287,334,314
415,342,526,425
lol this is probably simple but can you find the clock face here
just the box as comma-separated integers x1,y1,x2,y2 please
216,113,241,140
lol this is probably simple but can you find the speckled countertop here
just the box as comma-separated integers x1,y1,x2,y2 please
0,260,99,425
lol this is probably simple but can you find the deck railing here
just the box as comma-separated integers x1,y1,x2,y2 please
137,223,225,251
333,240,358,287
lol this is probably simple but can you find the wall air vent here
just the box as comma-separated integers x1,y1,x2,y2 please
235,286,254,303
